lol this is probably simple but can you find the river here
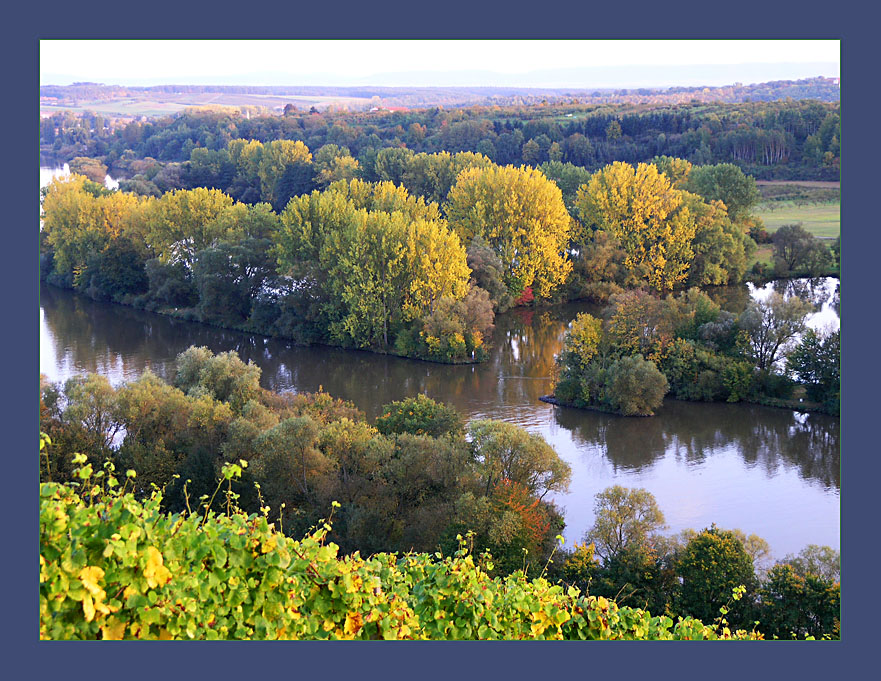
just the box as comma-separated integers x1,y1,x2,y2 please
39,278,840,562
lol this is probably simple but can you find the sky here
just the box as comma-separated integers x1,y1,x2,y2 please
39,40,840,89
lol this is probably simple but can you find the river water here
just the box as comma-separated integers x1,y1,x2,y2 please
39,279,840,562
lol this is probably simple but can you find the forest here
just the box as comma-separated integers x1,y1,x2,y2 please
41,89,840,184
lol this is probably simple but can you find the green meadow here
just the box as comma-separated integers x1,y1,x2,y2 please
754,201,840,239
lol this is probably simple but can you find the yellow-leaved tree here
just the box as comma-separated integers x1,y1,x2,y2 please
446,164,572,300
575,162,697,292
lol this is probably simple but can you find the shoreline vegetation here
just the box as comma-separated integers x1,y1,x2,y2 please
39,348,839,640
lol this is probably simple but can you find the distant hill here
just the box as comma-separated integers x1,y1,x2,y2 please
40,77,839,117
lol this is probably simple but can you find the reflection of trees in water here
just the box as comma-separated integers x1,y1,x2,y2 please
41,286,839,490
553,398,839,489
771,277,833,309
707,277,839,320
41,286,267,385
707,283,752,315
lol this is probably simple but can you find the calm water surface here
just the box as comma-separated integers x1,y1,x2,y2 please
39,280,840,561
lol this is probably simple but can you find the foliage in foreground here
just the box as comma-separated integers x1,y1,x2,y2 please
40,459,759,641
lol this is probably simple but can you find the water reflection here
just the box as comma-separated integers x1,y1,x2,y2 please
39,283,840,557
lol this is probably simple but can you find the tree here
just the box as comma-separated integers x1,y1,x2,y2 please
651,155,693,189
758,564,839,639
772,223,832,275
193,237,276,326
446,164,572,299
373,147,415,185
685,163,759,224
467,419,571,500
558,312,603,370
68,156,108,184
401,151,494,207
257,139,312,205
584,486,666,563
676,525,757,629
145,188,235,268
786,329,839,409
604,355,669,416
738,292,813,371
312,144,360,189
575,162,697,291
783,544,840,583
683,192,754,286
173,346,262,413
276,182,472,352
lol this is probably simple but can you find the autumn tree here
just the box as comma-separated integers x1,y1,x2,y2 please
446,164,572,299
144,188,235,268
575,162,697,291
276,181,472,352
651,155,693,189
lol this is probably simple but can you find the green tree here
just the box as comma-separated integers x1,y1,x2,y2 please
257,139,312,205
603,355,669,416
312,144,360,189
375,394,464,439
771,223,832,275
685,163,759,224
786,329,839,410
173,346,262,412
467,420,571,500
757,564,840,639
676,525,757,629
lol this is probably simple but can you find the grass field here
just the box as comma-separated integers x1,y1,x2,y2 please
754,201,840,239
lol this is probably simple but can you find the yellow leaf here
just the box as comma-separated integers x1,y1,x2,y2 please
101,617,127,640
344,612,363,637
261,535,277,554
159,628,173,640
79,565,106,599
83,593,96,622
144,546,172,588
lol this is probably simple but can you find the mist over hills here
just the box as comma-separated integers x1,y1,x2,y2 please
42,61,838,89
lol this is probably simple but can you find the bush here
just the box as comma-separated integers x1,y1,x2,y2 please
375,394,463,439
604,355,669,416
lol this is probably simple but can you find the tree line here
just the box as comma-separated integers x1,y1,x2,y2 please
41,145,838,371
41,96,840,183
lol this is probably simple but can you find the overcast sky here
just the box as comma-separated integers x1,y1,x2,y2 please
40,40,841,88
